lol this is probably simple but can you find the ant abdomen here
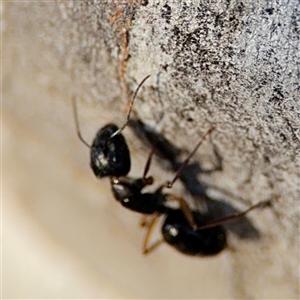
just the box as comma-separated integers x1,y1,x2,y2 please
162,209,227,256
90,124,131,178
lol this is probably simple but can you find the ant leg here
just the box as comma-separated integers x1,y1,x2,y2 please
71,96,91,148
166,194,197,230
110,75,151,139
152,129,214,230
163,128,214,189
140,215,151,227
196,200,271,230
142,148,155,185
142,213,163,255
143,239,164,255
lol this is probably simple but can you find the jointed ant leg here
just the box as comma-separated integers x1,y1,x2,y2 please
196,200,271,230
142,148,155,182
140,215,151,228
142,213,163,255
149,129,214,231
164,128,214,189
166,194,197,230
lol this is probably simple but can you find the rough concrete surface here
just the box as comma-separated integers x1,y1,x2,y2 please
3,1,299,299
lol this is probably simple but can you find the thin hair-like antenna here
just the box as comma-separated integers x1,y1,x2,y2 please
165,128,214,189
72,96,91,148
110,75,151,139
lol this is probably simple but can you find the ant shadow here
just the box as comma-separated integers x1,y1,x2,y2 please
128,118,260,240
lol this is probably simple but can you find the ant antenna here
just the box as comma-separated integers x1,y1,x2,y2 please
72,96,91,148
165,127,214,188
110,75,151,139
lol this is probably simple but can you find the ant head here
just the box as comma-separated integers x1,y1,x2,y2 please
72,75,151,178
90,124,131,178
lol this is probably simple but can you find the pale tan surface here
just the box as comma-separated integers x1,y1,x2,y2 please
3,2,299,299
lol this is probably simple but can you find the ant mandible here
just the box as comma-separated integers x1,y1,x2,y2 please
72,75,151,178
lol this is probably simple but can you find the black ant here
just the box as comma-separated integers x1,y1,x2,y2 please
72,75,151,178
72,76,270,257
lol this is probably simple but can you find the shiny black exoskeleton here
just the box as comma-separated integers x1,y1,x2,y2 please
110,128,213,214
111,174,225,255
72,75,150,178
162,209,226,256
110,176,167,214
113,168,229,256
90,124,130,178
